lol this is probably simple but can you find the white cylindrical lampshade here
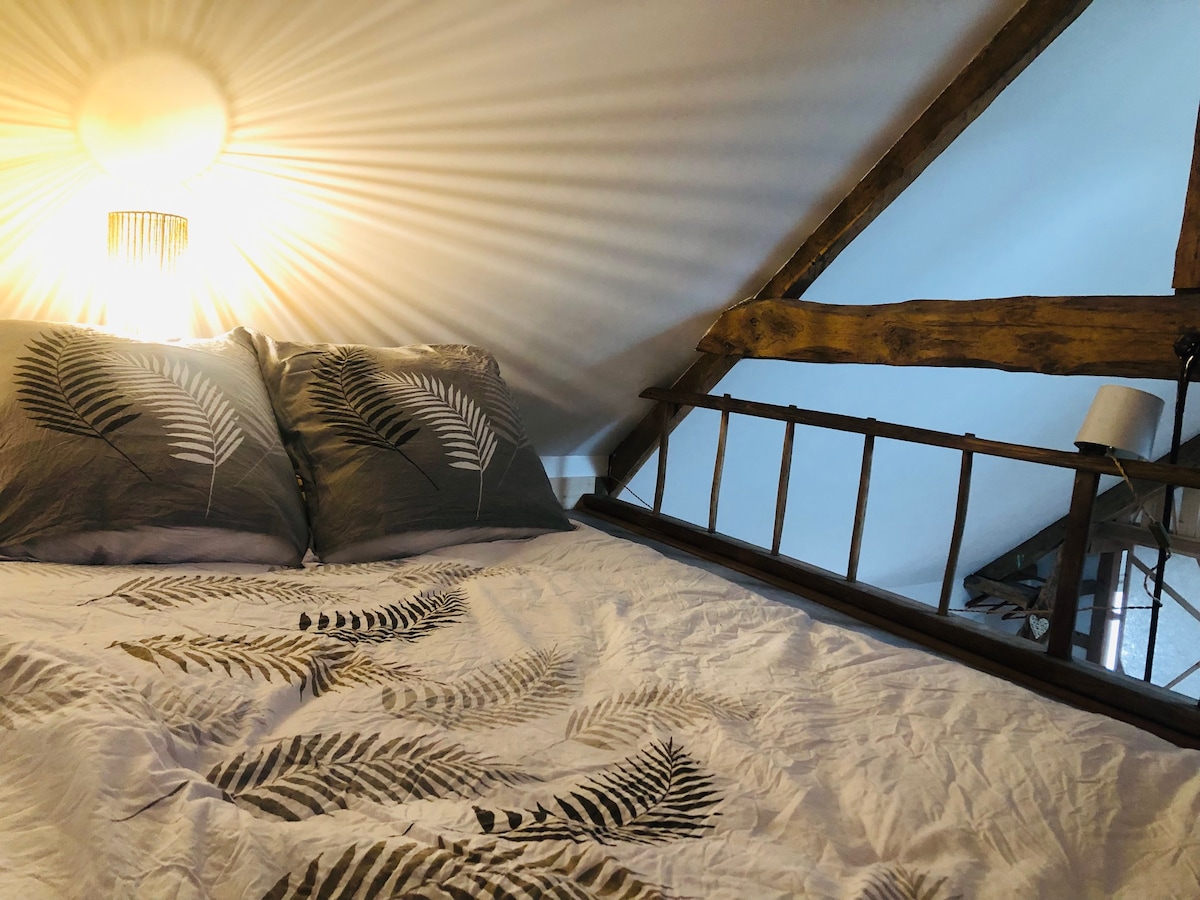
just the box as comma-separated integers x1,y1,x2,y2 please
1074,385,1165,460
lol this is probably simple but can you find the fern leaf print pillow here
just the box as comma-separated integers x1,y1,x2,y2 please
0,321,308,564
246,330,570,562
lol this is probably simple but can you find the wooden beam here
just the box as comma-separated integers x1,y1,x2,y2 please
963,574,1039,609
1175,102,1200,290
606,0,1093,490
698,295,1200,378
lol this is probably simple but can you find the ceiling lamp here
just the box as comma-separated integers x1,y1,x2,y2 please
76,50,227,338
77,50,228,188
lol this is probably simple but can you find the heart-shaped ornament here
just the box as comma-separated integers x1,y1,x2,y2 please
1029,615,1049,640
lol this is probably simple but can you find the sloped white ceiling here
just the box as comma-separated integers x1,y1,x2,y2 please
0,0,1021,455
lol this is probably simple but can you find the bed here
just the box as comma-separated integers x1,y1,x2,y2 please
2,319,1199,899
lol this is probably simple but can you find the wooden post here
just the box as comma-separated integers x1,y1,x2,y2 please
847,430,875,582
1047,467,1101,659
771,415,796,556
938,443,974,616
708,400,730,533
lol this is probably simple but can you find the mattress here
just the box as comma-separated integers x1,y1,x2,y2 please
1,522,1197,899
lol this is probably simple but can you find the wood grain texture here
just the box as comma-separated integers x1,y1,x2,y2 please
606,0,1093,489
698,295,1200,379
1175,103,1200,290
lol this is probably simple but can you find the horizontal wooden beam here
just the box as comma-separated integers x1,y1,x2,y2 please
1175,102,1200,290
698,295,1200,379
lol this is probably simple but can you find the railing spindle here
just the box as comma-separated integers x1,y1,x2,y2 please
772,413,796,555
847,429,875,582
938,440,974,616
653,402,670,514
708,399,730,533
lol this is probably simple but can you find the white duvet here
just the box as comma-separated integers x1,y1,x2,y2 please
1,523,1197,899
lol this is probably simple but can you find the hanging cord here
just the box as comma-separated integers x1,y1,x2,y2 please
1110,455,1174,599
598,473,654,510
1144,334,1198,682
1111,455,1171,560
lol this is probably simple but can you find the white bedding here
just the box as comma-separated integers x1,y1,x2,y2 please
1,523,1198,899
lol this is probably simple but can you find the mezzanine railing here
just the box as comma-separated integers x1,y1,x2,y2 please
579,387,1200,747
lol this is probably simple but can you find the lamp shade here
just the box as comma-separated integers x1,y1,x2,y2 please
108,211,188,271
1074,385,1164,460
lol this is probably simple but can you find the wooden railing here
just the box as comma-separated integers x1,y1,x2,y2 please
579,387,1200,747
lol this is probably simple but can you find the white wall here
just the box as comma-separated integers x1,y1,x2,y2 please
627,0,1200,606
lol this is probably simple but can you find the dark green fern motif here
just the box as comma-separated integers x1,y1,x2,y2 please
140,681,255,747
88,574,346,609
208,731,532,821
381,647,575,729
112,633,414,698
857,865,961,900
0,643,140,728
474,738,720,845
298,588,467,643
13,327,147,477
262,836,679,900
565,684,757,750
308,347,435,488
386,561,482,589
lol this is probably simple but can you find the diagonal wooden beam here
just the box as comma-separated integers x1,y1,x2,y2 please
697,294,1200,379
606,0,1093,491
1174,102,1200,291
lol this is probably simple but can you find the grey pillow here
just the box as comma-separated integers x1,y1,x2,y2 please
246,330,570,562
0,321,308,564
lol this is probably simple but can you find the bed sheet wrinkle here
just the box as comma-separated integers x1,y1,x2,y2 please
2,523,1200,898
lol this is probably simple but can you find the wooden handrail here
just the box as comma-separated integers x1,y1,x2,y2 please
639,386,1200,489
